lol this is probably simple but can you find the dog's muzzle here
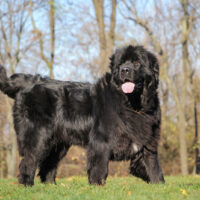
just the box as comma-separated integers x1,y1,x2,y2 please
120,66,133,82
120,66,135,93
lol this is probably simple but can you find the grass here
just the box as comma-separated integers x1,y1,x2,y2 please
0,176,200,200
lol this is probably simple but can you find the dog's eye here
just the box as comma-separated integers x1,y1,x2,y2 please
134,61,140,68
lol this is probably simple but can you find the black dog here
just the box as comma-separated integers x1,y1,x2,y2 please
0,45,164,186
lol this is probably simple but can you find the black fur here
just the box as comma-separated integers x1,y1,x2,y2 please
0,45,164,186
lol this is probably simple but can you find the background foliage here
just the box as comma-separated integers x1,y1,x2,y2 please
0,0,200,178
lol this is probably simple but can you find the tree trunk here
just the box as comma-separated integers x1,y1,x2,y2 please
107,0,117,57
0,146,3,178
92,0,117,75
178,0,192,175
177,105,188,175
194,100,200,174
161,87,168,136
6,98,17,178
49,0,55,79
30,0,55,78
92,0,107,74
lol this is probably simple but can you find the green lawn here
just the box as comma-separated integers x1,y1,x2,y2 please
0,176,200,200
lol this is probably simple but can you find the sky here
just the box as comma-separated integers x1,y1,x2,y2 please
1,0,199,82
24,0,157,82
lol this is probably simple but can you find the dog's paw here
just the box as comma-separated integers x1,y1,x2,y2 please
18,174,34,186
89,177,106,186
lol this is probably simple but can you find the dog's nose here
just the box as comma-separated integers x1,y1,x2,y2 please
121,67,130,74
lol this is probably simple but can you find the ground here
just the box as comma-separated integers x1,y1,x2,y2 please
0,176,200,200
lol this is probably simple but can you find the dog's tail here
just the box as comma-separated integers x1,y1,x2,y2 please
0,65,45,99
0,65,12,97
0,65,25,99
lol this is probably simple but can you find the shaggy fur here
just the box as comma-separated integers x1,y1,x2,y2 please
0,45,164,186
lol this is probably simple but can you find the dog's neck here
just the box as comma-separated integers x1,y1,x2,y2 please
126,92,142,111
126,90,159,115
140,85,160,115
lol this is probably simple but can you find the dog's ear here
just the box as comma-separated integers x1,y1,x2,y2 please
109,47,125,72
141,52,159,111
145,52,159,90
109,53,115,72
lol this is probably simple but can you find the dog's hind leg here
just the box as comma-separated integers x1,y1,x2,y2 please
17,129,43,186
38,143,70,184
17,125,58,186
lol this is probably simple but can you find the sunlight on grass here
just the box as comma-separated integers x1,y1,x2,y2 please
0,176,200,200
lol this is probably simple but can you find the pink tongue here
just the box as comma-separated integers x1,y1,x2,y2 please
121,82,135,93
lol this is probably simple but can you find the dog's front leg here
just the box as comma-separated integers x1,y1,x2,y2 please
130,148,165,184
18,154,37,186
87,140,110,185
143,149,165,183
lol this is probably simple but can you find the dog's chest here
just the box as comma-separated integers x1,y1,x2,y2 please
111,134,140,160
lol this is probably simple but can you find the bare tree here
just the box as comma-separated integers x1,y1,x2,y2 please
120,0,200,175
92,0,117,74
0,0,200,178
0,93,7,178
29,0,55,78
193,74,200,173
0,0,34,177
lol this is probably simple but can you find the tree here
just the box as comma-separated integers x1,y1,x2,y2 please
29,0,55,78
193,75,200,173
0,0,34,177
120,0,200,175
92,0,117,75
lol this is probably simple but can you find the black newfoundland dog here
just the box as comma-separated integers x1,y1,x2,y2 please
0,45,164,186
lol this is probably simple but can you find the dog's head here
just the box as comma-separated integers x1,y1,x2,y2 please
109,45,159,94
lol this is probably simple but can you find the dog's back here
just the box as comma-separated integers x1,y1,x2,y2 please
0,65,68,98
